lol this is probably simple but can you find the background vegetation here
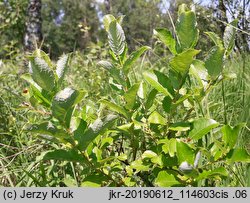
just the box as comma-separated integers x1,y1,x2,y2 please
0,0,249,186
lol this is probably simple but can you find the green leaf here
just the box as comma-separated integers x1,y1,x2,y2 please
176,7,199,51
56,53,70,85
205,46,224,79
162,96,172,113
21,73,42,91
21,74,51,106
227,148,250,164
29,56,56,91
143,70,174,99
205,32,223,47
189,118,219,140
52,87,85,122
142,150,157,159
148,111,166,125
169,49,200,76
222,123,245,149
169,122,191,131
77,115,117,151
189,60,209,88
117,15,126,25
108,20,126,56
27,122,69,139
145,89,158,109
153,28,176,54
124,83,140,109
97,60,126,86
43,149,86,162
137,81,147,99
197,167,228,181
29,85,51,107
130,159,150,172
169,138,177,157
103,14,116,31
100,99,129,119
97,60,114,70
223,20,238,56
155,171,179,187
81,174,109,187
123,46,150,74
176,141,195,164
73,119,87,142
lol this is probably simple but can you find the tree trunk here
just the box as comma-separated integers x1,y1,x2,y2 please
218,0,227,36
104,0,111,13
241,0,249,52
24,0,42,52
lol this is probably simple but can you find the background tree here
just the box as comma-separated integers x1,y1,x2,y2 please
24,0,42,52
0,0,28,58
41,0,100,58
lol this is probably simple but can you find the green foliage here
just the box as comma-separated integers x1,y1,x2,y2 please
8,4,250,187
153,29,176,54
107,20,126,56
176,4,199,51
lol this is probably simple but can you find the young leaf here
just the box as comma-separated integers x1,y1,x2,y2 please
189,60,209,88
137,81,147,99
148,111,166,125
223,20,238,56
169,138,177,157
29,85,51,107
123,46,150,74
77,115,118,151
205,46,224,79
142,150,158,159
103,14,116,31
97,60,114,70
56,53,70,85
124,83,140,110
143,70,174,99
97,60,126,86
117,15,125,25
108,20,126,56
169,49,200,76
153,28,176,54
33,49,54,67
155,171,179,187
222,123,245,149
21,74,51,106
205,32,223,48
29,57,56,91
176,6,199,51
52,87,85,122
130,159,150,172
189,118,219,140
100,99,129,119
21,73,42,91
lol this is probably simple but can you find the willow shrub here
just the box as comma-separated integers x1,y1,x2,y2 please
23,4,250,186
